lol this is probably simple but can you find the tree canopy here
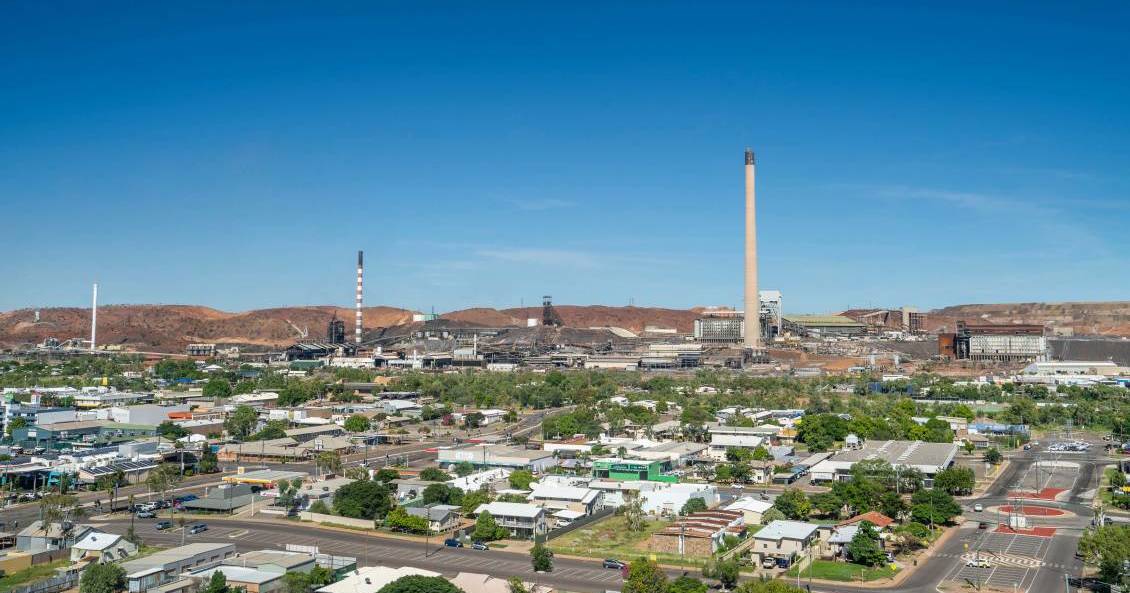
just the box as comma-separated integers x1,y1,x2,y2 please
333,480,393,520
375,576,462,593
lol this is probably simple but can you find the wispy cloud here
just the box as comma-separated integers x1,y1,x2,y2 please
506,198,576,211
476,248,598,268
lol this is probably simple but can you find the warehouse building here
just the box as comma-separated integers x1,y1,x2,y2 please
438,444,557,473
781,315,866,338
591,457,677,483
808,440,959,487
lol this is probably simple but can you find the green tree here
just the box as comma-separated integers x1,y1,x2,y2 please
506,577,529,593
680,497,708,516
473,510,509,541
316,451,343,477
460,489,493,516
343,414,370,433
933,466,975,495
761,508,786,524
308,500,331,514
224,405,258,439
156,421,189,440
624,558,667,593
422,483,462,506
333,480,392,520
808,491,843,519
623,492,646,532
1078,524,1130,587
384,506,429,534
702,558,739,590
750,445,772,461
910,489,962,527
79,561,126,593
846,521,886,566
454,461,476,477
248,420,287,441
1111,468,1128,489
202,571,231,593
374,468,400,483
668,576,708,593
982,448,1003,464
530,542,554,572
772,488,811,520
197,447,219,474
508,469,535,490
375,575,462,593
419,467,451,482
6,416,28,437
203,378,233,398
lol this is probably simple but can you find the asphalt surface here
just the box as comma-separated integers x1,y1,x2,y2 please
94,516,632,593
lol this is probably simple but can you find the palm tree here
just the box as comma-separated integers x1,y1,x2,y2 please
315,452,342,478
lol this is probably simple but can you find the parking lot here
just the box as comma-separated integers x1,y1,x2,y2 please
944,529,1053,592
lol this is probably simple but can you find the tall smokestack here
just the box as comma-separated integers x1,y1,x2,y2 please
91,282,98,352
744,149,760,350
355,251,364,345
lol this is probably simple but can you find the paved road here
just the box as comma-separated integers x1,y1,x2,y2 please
94,516,631,593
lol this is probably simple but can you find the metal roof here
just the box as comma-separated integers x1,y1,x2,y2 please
84,460,158,476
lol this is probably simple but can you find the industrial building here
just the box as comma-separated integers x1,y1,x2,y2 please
437,444,557,472
781,315,866,338
840,307,927,335
941,322,1047,362
591,457,678,483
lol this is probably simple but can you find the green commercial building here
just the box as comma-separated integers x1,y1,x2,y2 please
592,458,678,483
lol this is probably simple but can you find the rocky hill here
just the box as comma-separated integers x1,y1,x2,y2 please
928,301,1130,336
3,300,1127,353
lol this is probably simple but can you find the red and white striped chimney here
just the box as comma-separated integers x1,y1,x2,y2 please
355,250,364,345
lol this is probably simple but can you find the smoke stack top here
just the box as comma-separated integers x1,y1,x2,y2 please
357,250,363,266
745,148,755,165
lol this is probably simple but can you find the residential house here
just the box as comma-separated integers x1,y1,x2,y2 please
16,521,93,552
121,542,236,593
71,531,138,563
527,484,601,515
407,505,462,533
724,497,773,525
751,520,827,566
473,502,548,539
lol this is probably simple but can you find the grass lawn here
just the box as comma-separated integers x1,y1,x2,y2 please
0,559,70,593
786,560,898,582
549,515,706,568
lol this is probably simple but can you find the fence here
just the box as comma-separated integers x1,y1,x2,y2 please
298,511,375,530
9,572,80,593
545,507,614,541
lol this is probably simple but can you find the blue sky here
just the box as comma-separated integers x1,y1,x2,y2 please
2,2,1128,314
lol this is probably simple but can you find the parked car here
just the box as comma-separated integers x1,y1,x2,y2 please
973,504,984,512
761,556,777,569
188,523,208,534
966,559,991,568
155,521,173,530
602,559,626,570
775,557,791,569
471,542,489,551
978,522,990,529
443,538,462,548
136,510,156,519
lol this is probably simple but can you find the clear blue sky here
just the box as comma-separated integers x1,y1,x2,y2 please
3,2,1128,314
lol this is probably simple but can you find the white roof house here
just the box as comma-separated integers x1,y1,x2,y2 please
755,520,821,543
317,566,440,593
71,531,138,563
724,497,773,514
474,501,545,518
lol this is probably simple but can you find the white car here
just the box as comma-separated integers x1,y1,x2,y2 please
973,503,983,512
966,559,991,568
